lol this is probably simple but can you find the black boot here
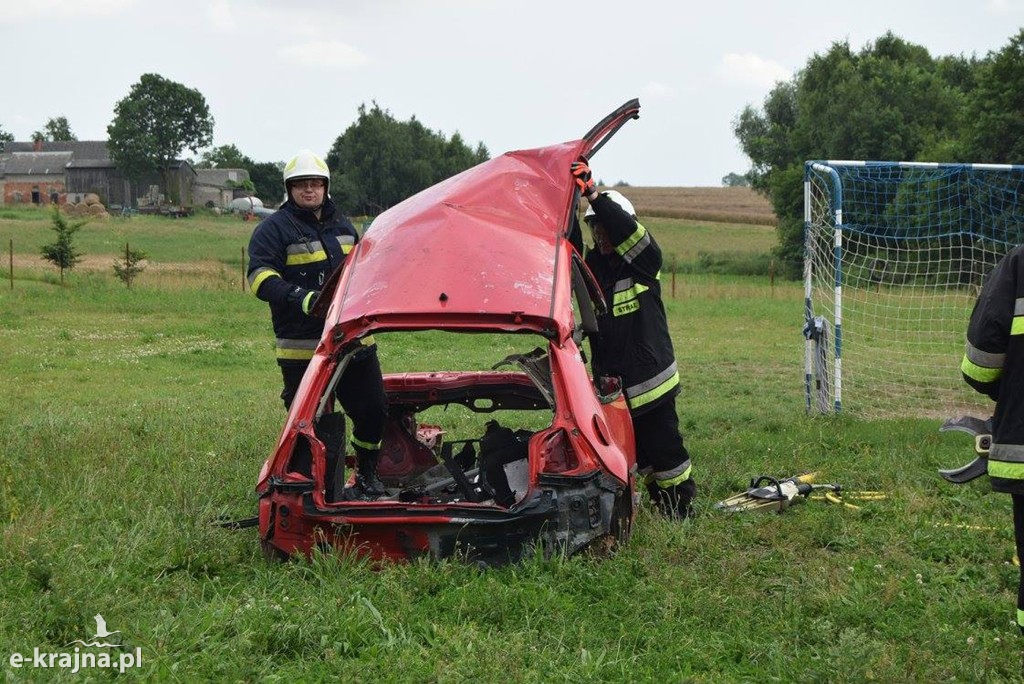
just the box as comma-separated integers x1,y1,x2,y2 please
648,478,696,520
345,447,386,500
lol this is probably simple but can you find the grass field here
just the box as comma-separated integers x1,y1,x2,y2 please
623,186,776,226
0,201,777,286
1,204,1022,680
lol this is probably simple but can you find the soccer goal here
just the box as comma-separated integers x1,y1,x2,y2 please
804,160,1024,418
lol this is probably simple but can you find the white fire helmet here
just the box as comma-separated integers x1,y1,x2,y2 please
283,149,331,195
583,189,636,223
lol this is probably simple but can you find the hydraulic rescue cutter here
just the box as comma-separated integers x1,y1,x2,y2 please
715,473,883,513
937,415,992,484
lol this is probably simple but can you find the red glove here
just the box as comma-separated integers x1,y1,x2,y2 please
571,159,597,197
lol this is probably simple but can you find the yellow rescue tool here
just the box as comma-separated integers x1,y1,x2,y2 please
714,473,884,513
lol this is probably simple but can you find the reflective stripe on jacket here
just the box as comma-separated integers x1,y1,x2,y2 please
247,198,360,364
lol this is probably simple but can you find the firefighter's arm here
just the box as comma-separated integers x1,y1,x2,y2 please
589,193,663,280
246,224,319,314
961,254,1016,399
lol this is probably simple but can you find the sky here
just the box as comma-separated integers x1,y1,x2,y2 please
1,0,1021,187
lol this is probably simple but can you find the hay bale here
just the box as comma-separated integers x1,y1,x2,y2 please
87,203,107,215
84,193,101,206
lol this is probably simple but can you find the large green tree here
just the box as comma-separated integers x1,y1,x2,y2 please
327,103,489,215
107,73,214,197
734,33,977,276
0,124,13,152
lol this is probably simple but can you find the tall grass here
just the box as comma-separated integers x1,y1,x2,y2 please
0,210,1020,680
622,186,777,226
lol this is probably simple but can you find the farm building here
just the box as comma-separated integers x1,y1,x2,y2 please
1,140,107,205
0,149,71,204
193,167,252,208
136,160,198,210
0,140,238,210
65,158,133,208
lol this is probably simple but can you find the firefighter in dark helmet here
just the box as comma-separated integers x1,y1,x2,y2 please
572,159,696,518
247,149,387,499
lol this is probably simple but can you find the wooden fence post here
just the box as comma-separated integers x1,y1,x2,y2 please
668,255,677,299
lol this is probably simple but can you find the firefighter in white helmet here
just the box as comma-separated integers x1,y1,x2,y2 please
573,159,696,518
247,149,388,499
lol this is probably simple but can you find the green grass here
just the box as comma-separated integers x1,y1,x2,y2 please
2,208,779,285
0,205,253,260
645,216,778,271
1,211,1021,680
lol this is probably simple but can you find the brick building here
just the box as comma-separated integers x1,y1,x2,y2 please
0,148,70,204
0,140,208,209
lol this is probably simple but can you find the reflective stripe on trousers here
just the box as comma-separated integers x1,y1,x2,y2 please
626,362,679,410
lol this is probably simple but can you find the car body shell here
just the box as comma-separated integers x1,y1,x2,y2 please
257,100,641,564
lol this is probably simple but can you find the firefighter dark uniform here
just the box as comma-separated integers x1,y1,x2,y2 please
247,150,387,497
581,186,696,518
960,243,1024,634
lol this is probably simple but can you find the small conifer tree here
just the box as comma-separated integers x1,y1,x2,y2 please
113,243,147,288
40,206,85,283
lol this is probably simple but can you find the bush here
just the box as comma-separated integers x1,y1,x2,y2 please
677,251,774,276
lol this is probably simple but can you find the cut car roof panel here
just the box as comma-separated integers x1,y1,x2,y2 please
328,141,585,335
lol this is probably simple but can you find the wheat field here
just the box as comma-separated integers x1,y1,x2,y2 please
613,186,776,226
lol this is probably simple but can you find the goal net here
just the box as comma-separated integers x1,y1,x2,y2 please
804,160,1024,418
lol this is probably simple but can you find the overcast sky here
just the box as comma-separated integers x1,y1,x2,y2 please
1,0,1020,186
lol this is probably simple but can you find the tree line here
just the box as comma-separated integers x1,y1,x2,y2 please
735,29,1024,278
7,27,1021,244
0,74,488,216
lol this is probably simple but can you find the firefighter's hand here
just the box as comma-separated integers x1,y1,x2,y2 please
302,290,320,316
571,160,597,198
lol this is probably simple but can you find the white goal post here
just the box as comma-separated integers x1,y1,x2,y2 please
804,160,1024,418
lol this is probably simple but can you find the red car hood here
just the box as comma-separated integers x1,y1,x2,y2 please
321,99,640,346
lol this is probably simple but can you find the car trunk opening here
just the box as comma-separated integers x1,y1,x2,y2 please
278,340,592,510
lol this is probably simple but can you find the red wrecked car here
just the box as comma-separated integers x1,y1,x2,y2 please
256,100,641,565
